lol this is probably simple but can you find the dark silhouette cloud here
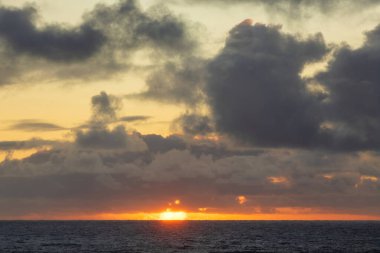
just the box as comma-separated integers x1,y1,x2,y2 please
0,0,198,85
0,5,105,62
174,113,213,135
131,57,206,105
142,134,186,153
85,0,196,55
75,92,147,150
0,144,379,218
7,120,66,132
0,139,56,151
2,86,380,217
91,91,122,123
316,24,380,150
76,125,129,149
119,115,151,122
206,22,328,147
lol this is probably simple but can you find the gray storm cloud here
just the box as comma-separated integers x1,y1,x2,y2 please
0,5,105,62
0,0,198,85
90,91,122,124
75,91,147,150
207,22,328,148
132,57,206,106
173,113,213,136
316,24,380,150
148,20,380,151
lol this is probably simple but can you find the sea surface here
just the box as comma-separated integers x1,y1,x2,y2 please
0,221,379,252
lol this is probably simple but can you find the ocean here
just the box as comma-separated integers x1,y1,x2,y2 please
0,221,379,252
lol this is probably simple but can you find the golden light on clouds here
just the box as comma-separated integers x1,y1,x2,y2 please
240,18,254,26
193,134,220,142
355,175,379,188
323,174,334,180
360,175,379,182
236,195,247,205
267,176,288,184
0,147,52,162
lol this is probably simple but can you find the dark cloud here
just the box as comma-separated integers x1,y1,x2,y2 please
0,139,56,151
141,132,261,159
76,125,129,149
0,5,105,62
0,144,379,218
85,0,196,55
75,92,147,150
129,19,380,151
202,21,380,150
7,120,66,132
174,113,213,135
316,24,380,150
131,57,206,105
75,124,147,151
91,91,122,123
206,22,328,148
1,88,379,216
119,115,151,122
141,134,186,153
0,0,198,85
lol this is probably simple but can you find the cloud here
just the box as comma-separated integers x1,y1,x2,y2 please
141,134,186,153
7,120,66,132
0,143,379,218
128,19,380,151
315,24,380,150
76,125,147,151
0,5,105,62
202,21,380,150
206,22,328,148
90,91,122,123
131,56,206,106
173,113,213,135
0,92,379,217
0,139,57,151
76,125,128,149
0,0,198,85
85,0,197,55
119,115,151,122
75,91,147,150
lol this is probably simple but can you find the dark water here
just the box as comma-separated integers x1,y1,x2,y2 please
0,221,379,252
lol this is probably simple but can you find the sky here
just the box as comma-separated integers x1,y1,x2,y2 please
1,0,380,220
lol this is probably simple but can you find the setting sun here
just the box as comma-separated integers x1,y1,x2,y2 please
159,210,187,221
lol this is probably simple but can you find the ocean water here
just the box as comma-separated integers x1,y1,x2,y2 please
0,221,379,252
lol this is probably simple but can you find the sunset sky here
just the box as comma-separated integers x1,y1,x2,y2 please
1,0,380,220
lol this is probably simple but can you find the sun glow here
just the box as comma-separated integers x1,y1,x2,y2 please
159,210,187,220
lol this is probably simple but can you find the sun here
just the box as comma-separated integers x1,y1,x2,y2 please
159,210,187,221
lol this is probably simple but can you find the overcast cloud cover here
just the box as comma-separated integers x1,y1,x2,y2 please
1,0,380,219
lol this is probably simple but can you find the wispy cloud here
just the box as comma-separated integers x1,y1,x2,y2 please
6,120,67,132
